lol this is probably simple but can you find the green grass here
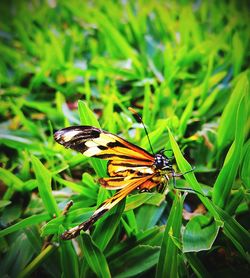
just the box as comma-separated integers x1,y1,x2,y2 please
0,1,249,277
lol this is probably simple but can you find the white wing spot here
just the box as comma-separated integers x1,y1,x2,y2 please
62,130,81,142
93,133,116,146
85,140,98,147
84,147,101,156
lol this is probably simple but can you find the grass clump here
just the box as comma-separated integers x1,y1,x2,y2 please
0,1,249,277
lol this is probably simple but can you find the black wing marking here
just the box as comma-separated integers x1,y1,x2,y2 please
54,126,154,162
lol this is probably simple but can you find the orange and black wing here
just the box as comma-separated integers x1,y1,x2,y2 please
61,174,159,240
54,125,158,240
54,126,155,178
54,126,154,162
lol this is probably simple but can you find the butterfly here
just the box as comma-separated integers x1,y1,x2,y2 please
54,110,186,240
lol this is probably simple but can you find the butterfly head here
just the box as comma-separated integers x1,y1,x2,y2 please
154,153,173,171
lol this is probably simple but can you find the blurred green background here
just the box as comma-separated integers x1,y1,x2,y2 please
0,1,249,277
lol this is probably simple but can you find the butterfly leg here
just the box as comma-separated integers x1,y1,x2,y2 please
173,167,195,178
171,168,205,196
156,183,166,193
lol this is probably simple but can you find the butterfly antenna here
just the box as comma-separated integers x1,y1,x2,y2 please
129,107,155,155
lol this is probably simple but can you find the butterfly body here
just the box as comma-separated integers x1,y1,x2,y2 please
54,125,173,239
154,153,172,171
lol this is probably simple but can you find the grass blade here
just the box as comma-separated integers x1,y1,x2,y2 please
31,155,60,217
78,100,107,177
59,226,79,278
168,128,221,222
217,73,249,150
156,194,183,278
81,233,111,278
213,90,248,208
110,245,160,278
0,213,50,238
92,199,125,251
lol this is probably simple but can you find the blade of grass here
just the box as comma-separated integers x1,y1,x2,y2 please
178,97,194,136
78,100,107,177
42,208,95,236
59,226,79,278
93,10,143,77
217,73,249,150
0,200,11,209
185,253,211,278
110,245,160,278
215,206,250,261
0,213,50,238
18,244,57,278
240,139,250,188
213,91,248,208
31,155,60,217
92,199,125,251
142,82,151,127
81,233,111,278
53,176,85,193
10,100,40,137
156,193,183,278
136,202,166,231
123,210,138,235
0,168,24,191
168,128,221,223
125,192,165,211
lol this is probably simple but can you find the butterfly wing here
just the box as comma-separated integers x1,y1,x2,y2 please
107,160,155,177
55,125,158,240
54,126,154,163
61,174,159,240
